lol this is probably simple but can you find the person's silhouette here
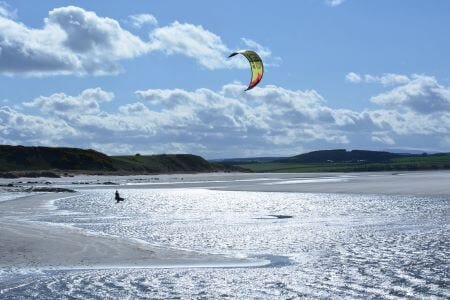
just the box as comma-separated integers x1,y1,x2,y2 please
115,190,124,203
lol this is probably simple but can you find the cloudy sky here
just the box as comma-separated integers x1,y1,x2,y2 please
1,1,449,158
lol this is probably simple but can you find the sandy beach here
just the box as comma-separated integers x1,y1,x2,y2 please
1,171,448,298
0,193,265,270
214,171,450,195
63,170,450,196
1,170,449,271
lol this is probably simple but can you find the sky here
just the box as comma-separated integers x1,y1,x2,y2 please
1,0,449,158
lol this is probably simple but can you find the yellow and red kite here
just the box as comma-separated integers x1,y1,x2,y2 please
228,50,264,91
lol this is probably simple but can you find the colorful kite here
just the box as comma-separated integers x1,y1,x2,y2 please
228,50,264,91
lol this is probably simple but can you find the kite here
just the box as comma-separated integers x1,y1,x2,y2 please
228,50,264,91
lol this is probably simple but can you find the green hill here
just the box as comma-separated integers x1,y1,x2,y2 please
0,145,240,176
277,149,400,163
112,154,235,173
0,145,115,172
236,149,450,173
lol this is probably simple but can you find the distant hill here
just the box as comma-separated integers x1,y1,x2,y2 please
0,145,243,176
0,145,115,172
211,156,286,166
231,149,450,173
277,149,401,163
112,154,241,173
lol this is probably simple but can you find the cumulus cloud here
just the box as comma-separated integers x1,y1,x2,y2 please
128,14,158,28
0,5,276,75
4,76,449,156
150,21,240,69
0,6,152,75
0,106,77,145
1,85,355,156
48,7,151,58
370,75,450,113
24,87,114,116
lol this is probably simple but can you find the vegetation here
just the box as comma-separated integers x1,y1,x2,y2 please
2,146,449,176
0,145,115,172
237,150,450,173
0,145,241,175
111,154,242,173
277,149,399,163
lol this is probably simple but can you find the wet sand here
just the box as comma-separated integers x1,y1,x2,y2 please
213,171,450,195
0,193,264,270
1,171,449,271
65,170,450,196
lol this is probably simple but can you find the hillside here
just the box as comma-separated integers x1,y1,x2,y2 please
234,149,450,173
0,145,240,176
0,145,116,172
277,149,400,163
112,154,239,173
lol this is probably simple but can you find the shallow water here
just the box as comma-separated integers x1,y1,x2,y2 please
1,187,449,299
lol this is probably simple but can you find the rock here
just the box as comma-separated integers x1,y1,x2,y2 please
31,187,76,193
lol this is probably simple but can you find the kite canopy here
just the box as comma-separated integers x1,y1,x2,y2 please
228,50,264,91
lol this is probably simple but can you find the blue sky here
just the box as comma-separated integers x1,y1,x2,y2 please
1,0,449,158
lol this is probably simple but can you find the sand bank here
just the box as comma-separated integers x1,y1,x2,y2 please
66,171,450,196
214,171,450,195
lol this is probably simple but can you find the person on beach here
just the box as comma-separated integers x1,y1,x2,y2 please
115,190,124,203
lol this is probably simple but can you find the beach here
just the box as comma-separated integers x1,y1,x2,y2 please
1,171,449,298
0,193,264,270
59,170,450,195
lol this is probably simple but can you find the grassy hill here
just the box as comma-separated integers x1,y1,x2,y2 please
2,145,449,176
112,154,235,173
277,149,399,163
0,145,240,176
235,149,450,173
0,145,115,172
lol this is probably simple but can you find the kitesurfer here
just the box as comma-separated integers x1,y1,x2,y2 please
115,190,124,203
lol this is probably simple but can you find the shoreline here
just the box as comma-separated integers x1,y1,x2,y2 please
53,170,450,196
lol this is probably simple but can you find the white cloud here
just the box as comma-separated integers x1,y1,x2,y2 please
48,7,151,59
0,1,16,19
326,0,346,7
347,72,410,86
150,21,239,70
0,6,152,75
128,14,158,28
149,22,277,70
241,38,271,58
4,76,449,156
241,38,282,67
345,72,362,83
24,87,114,116
365,73,410,86
0,106,77,145
0,5,276,75
2,85,356,156
370,75,450,113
